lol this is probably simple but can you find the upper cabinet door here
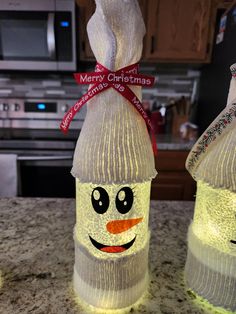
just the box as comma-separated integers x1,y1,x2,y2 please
144,0,212,61
76,0,96,60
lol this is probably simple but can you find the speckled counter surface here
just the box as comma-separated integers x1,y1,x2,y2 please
0,198,221,314
156,134,195,150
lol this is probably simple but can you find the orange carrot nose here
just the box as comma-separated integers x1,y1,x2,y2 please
106,217,143,234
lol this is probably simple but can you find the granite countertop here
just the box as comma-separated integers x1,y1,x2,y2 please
0,198,222,314
0,134,194,154
156,134,195,150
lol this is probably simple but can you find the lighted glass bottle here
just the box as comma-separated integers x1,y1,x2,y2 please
185,64,236,311
71,0,156,309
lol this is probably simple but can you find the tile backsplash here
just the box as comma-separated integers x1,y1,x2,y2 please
0,66,200,106
141,65,200,110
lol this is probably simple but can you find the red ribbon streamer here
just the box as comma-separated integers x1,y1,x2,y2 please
60,63,157,155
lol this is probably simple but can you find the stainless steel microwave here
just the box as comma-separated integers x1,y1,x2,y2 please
0,0,76,71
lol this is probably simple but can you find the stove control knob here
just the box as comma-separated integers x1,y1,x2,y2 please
11,103,20,111
0,103,9,111
61,104,69,113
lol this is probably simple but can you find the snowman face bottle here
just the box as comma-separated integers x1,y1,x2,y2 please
75,179,151,258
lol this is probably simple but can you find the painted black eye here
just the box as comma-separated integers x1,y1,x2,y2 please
116,187,133,214
91,187,109,214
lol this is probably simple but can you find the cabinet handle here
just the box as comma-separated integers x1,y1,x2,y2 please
82,41,85,52
206,43,210,54
151,36,156,54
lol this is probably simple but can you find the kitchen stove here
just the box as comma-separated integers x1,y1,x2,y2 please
0,74,87,197
0,72,87,135
0,97,85,132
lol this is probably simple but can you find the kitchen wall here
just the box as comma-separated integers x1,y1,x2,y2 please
0,64,200,136
0,0,233,200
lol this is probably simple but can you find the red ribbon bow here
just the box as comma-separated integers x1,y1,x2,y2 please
60,63,157,155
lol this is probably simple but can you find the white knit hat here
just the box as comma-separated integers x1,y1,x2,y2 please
71,0,156,184
186,64,236,192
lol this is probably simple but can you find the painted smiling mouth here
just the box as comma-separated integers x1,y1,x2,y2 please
89,235,136,253
230,239,236,245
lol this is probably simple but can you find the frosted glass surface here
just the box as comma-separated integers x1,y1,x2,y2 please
75,178,151,258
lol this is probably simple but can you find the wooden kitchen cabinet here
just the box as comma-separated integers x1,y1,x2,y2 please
151,150,196,200
76,0,96,60
144,0,213,62
76,0,228,63
76,0,217,62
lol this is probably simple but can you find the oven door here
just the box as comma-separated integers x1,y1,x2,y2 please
0,2,76,71
18,154,75,198
0,140,76,197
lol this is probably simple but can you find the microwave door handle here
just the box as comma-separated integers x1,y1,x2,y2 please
47,13,56,59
